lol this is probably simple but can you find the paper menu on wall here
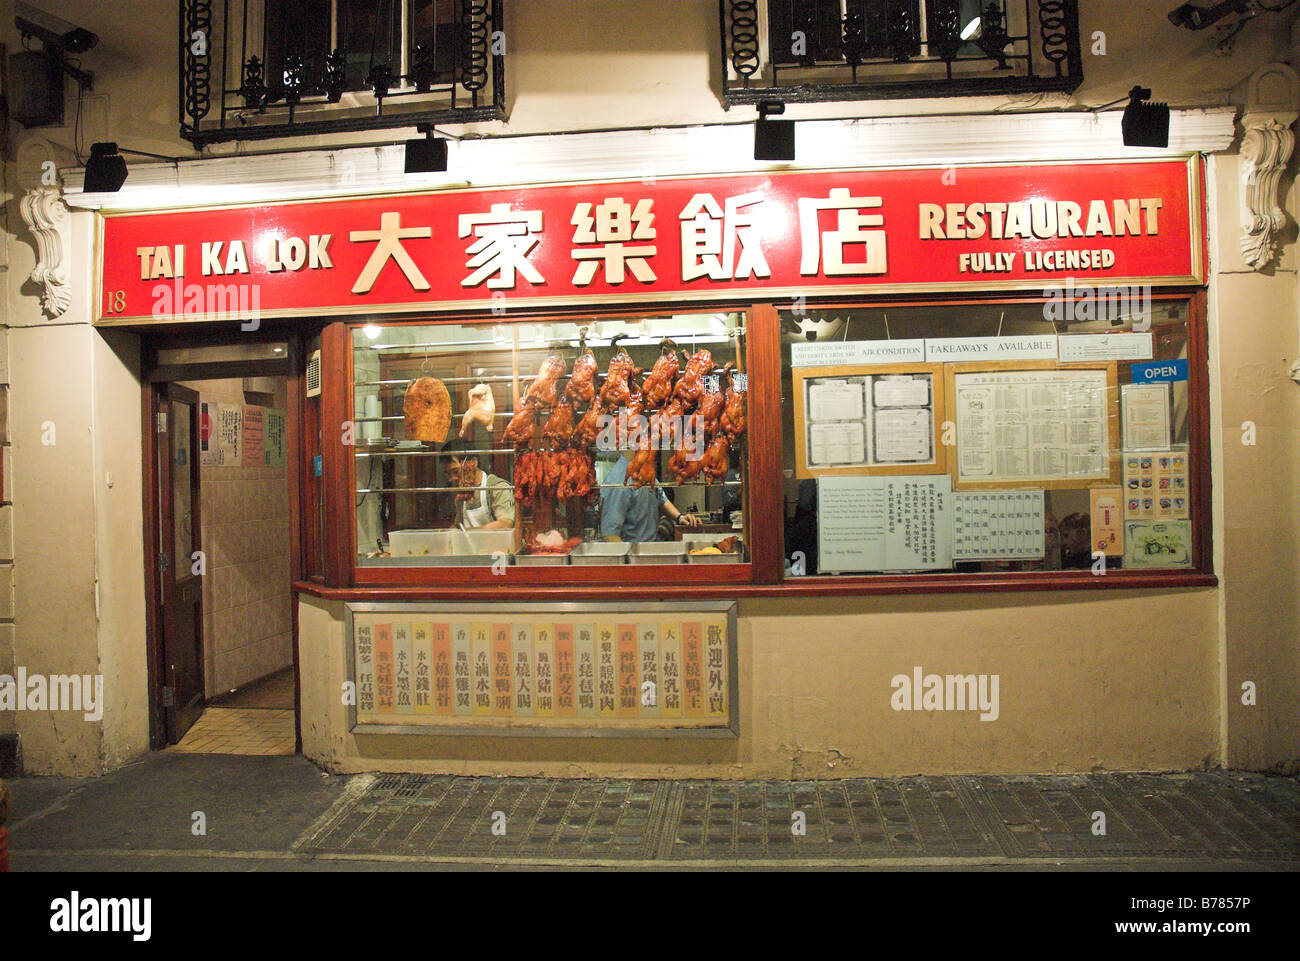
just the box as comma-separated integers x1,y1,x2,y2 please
874,407,932,463
215,403,243,466
952,490,1045,560
1121,383,1171,451
810,422,867,466
817,475,953,572
873,375,930,408
953,369,1109,484
808,379,865,421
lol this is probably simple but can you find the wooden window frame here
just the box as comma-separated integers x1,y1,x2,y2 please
300,288,1214,600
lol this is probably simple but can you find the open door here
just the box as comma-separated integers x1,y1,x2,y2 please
153,382,205,743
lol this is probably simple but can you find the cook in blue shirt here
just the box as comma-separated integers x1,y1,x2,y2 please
600,452,699,542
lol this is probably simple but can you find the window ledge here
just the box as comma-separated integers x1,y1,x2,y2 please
293,571,1217,603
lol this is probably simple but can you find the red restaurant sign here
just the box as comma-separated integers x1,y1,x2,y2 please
96,158,1203,324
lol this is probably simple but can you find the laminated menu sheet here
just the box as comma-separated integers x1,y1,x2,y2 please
802,372,935,470
952,490,1045,561
953,369,1110,484
806,378,869,467
817,475,953,572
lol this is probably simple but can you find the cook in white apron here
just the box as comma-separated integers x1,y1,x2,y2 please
461,474,496,529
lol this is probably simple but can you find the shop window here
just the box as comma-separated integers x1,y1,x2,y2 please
350,312,751,581
778,296,1206,580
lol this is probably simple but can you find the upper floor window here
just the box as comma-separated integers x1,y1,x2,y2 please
179,0,504,149
721,0,1084,106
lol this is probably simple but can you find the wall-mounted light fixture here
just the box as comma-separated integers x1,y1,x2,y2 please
754,101,794,161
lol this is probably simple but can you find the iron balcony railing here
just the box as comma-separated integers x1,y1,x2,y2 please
179,0,505,149
720,0,1083,105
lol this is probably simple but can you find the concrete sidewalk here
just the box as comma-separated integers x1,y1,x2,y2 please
6,753,1299,870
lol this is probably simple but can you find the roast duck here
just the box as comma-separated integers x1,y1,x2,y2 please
522,350,567,409
695,362,733,439
564,328,599,406
514,448,595,505
503,402,539,446
719,365,747,440
671,348,713,408
572,402,605,447
598,333,637,409
458,383,495,439
541,402,575,448
641,339,681,408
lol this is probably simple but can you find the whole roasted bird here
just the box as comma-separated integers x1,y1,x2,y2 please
720,366,746,440
572,402,606,447
598,333,636,409
522,350,567,409
667,443,704,485
504,402,539,446
542,402,575,448
458,383,496,439
626,443,657,489
616,386,647,450
696,362,733,439
641,339,681,408
672,348,713,408
699,432,730,484
564,328,599,406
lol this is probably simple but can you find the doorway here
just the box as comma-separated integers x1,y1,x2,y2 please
143,339,302,755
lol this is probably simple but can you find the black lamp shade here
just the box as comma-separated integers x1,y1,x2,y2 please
755,119,795,161
405,136,448,173
85,142,128,192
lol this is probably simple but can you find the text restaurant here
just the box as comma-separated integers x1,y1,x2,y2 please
100,156,1210,751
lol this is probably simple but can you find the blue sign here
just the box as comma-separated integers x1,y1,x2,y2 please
1132,359,1188,384
313,454,323,477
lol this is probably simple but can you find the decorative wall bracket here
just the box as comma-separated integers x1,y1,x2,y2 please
18,187,72,318
1239,63,1299,272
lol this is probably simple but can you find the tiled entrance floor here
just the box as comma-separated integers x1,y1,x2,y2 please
169,707,295,755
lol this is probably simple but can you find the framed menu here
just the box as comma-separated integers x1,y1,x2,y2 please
945,361,1120,490
793,363,947,479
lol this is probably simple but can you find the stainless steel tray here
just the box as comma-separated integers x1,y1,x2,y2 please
686,551,742,564
570,542,630,566
358,554,506,567
628,542,686,564
514,553,570,566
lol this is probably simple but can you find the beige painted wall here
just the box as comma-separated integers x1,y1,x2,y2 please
1210,153,1300,773
177,378,293,698
300,588,1220,777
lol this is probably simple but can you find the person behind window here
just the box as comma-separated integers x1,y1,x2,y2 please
444,439,515,531
600,449,700,543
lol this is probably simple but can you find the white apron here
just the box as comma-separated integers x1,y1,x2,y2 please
462,475,495,528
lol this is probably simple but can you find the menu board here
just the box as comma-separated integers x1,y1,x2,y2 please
817,475,953,572
349,604,735,732
1121,383,1171,451
1122,451,1189,520
215,403,243,466
952,368,1112,487
952,490,1045,561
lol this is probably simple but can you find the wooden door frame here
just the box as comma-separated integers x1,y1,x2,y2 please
142,333,307,751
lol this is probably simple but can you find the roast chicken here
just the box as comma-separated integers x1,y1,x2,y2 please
598,333,637,409
542,402,575,448
641,339,681,408
514,451,539,507
458,383,496,439
671,348,713,408
522,350,567,409
564,329,599,406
